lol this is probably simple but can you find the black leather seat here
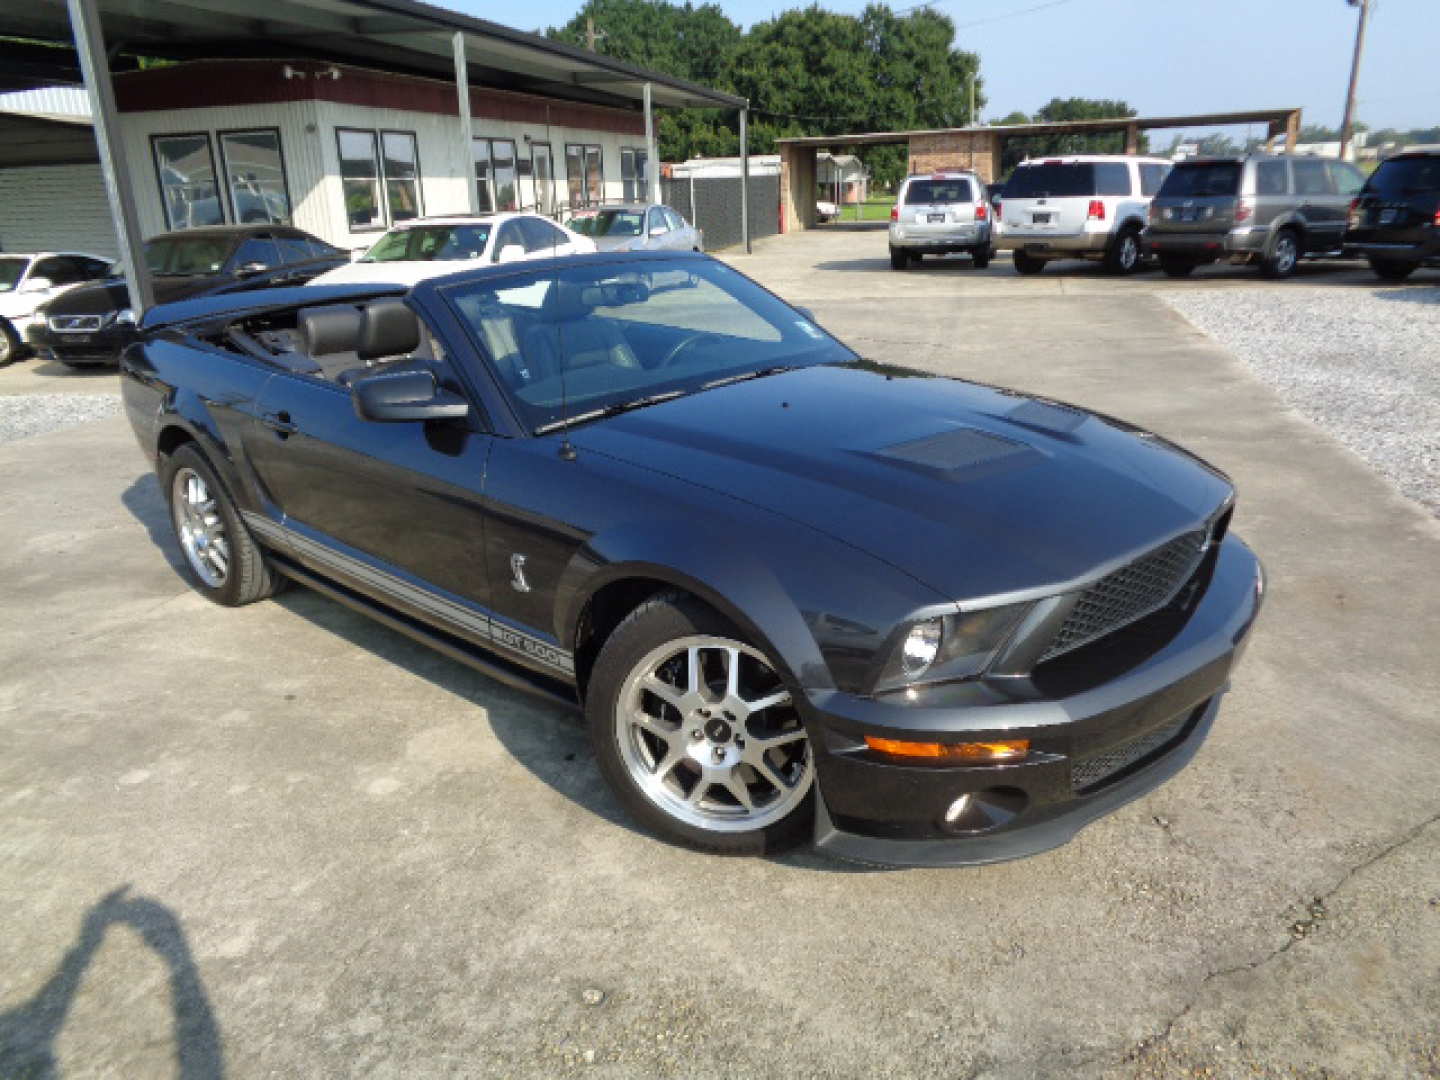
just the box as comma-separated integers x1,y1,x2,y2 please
519,280,638,386
297,305,364,382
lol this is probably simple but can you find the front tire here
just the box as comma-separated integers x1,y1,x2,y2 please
889,246,910,270
972,246,992,269
587,593,815,856
1159,254,1197,278
1012,250,1045,275
1103,226,1142,274
0,318,21,367
1368,257,1419,282
1260,228,1300,279
161,444,284,606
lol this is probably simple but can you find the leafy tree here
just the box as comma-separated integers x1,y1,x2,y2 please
992,110,1031,126
999,96,1143,172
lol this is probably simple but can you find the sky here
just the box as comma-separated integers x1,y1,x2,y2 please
453,0,1437,133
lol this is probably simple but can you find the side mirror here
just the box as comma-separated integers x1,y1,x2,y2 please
495,244,526,264
351,370,470,423
235,261,270,277
20,276,54,293
794,306,817,323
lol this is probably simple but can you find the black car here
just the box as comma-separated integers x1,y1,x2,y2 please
1344,148,1440,281
29,225,346,367
119,252,1263,867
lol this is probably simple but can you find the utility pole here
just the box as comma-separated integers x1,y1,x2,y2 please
585,15,603,51
969,72,976,125
1338,0,1371,161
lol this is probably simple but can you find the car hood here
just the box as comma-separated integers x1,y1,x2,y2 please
40,275,217,315
309,260,483,287
572,363,1233,602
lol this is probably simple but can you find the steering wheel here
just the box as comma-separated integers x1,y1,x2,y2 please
657,331,727,369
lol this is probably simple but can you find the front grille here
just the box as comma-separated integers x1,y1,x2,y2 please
49,314,103,332
1039,529,1208,664
1070,710,1194,792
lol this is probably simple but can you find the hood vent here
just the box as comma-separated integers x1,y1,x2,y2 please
875,427,1031,472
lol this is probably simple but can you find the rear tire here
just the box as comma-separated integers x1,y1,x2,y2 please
1260,228,1300,279
1012,250,1046,275
0,319,21,367
972,246,992,269
587,592,814,856
1103,226,1143,274
161,443,284,606
1368,257,1419,282
889,246,910,270
1159,255,1196,278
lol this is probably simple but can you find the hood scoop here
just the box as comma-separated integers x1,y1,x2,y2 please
873,426,1035,475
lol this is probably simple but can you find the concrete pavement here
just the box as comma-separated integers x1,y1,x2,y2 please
2,227,1438,1078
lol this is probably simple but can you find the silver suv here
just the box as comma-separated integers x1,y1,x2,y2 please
888,171,993,270
1146,154,1366,278
996,154,1171,275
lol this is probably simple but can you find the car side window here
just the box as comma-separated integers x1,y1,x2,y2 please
1255,161,1288,196
648,209,669,235
31,256,84,285
273,237,316,263
665,208,686,231
1326,161,1364,197
1292,158,1330,196
1095,163,1131,196
492,220,524,261
78,257,112,279
519,217,567,253
1139,163,1168,196
232,236,280,270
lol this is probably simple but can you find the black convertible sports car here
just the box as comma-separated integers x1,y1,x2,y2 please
120,251,1263,866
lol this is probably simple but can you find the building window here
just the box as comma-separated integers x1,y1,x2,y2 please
531,142,555,215
218,129,291,225
337,128,422,231
565,144,604,208
152,133,225,230
472,137,519,212
621,147,649,201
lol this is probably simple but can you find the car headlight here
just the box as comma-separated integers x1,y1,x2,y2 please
114,308,136,326
875,603,1030,692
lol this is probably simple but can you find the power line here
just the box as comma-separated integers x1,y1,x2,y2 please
897,0,1077,27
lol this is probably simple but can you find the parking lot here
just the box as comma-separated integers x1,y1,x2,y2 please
3,226,1439,1078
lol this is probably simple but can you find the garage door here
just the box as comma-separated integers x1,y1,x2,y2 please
0,164,118,258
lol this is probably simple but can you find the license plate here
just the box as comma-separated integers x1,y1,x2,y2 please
1379,208,1398,224
64,334,93,344
927,213,946,223
1032,212,1052,224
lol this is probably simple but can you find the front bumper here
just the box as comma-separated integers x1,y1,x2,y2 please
25,322,136,365
803,534,1263,867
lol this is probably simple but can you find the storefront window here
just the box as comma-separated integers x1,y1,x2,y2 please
621,147,648,201
337,129,383,230
566,144,604,207
219,129,291,224
152,134,225,230
381,131,422,222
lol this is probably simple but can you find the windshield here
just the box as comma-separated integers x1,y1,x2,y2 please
578,210,646,237
442,257,856,433
0,257,28,292
1158,163,1242,198
145,236,236,276
903,179,973,205
1364,155,1440,198
1005,163,1095,198
362,224,493,263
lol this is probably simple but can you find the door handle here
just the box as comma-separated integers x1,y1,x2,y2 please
261,410,298,437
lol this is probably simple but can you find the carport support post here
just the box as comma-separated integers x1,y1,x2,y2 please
739,106,751,254
452,32,479,215
67,0,153,313
642,82,659,203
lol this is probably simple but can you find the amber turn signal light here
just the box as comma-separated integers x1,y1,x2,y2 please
864,736,1030,762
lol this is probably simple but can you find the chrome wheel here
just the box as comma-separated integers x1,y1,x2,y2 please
171,467,229,588
1118,233,1139,271
615,635,813,833
1273,234,1297,275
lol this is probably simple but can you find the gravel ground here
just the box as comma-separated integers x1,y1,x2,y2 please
0,392,122,445
1163,285,1440,515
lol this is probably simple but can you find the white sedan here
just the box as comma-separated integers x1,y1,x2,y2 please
309,213,596,287
0,251,114,365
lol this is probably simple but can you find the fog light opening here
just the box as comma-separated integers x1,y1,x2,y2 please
944,794,974,824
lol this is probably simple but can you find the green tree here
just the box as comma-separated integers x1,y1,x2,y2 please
999,96,1143,172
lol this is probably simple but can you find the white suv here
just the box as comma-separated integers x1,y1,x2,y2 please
996,155,1171,275
888,171,993,270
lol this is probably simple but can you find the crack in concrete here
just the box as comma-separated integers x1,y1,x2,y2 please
1110,806,1440,1071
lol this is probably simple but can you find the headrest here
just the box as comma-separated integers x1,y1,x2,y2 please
358,298,421,361
540,279,596,324
298,305,361,356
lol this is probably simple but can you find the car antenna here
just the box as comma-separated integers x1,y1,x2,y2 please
541,105,575,460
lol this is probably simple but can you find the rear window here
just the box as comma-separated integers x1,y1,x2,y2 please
1363,155,1440,199
1005,164,1096,198
1158,163,1241,198
903,179,974,205
1139,163,1170,196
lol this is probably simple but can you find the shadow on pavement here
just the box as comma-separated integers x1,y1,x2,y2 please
0,886,224,1079
121,473,191,578
1368,282,1440,302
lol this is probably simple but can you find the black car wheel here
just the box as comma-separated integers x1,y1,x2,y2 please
588,593,814,855
1012,250,1046,275
0,318,21,367
972,246,992,269
889,247,910,270
1104,227,1142,274
1159,255,1197,278
1368,257,1419,282
1260,228,1300,279
162,444,284,606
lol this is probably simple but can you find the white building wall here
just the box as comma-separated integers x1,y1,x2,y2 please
465,111,648,211
0,164,118,257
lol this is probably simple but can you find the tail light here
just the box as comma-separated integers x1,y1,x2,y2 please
1433,204,1440,227
1148,203,1160,224
1235,198,1254,224
1087,199,1105,221
890,206,899,222
974,203,988,221
1349,197,1362,229
993,200,1002,218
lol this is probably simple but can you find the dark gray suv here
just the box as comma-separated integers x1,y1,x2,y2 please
1146,154,1366,279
